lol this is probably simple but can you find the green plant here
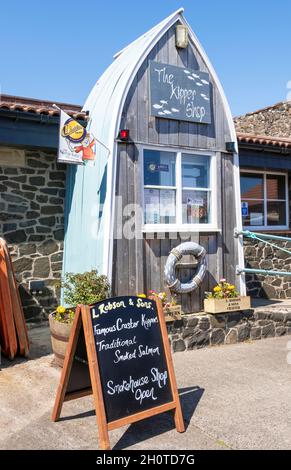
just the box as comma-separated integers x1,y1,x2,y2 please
147,290,178,308
205,278,239,299
54,305,75,324
59,270,111,307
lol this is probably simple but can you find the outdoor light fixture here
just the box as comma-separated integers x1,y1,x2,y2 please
118,129,130,141
175,25,189,49
226,141,237,153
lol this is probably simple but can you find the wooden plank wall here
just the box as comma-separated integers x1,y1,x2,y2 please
113,22,238,312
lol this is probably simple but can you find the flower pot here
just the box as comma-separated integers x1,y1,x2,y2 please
49,313,73,367
163,305,182,322
204,296,251,314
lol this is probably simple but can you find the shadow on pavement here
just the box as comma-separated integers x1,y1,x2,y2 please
56,386,203,449
113,386,204,450
0,326,52,370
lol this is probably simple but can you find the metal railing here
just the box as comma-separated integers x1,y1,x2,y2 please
234,229,291,277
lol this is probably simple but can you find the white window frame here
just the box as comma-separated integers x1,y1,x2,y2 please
240,169,289,231
141,146,218,233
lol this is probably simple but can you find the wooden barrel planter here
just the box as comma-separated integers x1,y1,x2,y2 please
49,313,73,367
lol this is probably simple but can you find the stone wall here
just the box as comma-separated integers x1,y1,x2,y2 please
0,148,66,322
244,236,291,299
234,101,291,138
168,308,291,352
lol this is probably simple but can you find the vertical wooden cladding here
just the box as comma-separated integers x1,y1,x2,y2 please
113,21,237,312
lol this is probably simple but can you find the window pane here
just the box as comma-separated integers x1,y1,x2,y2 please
241,200,264,226
267,201,286,226
182,190,210,224
240,173,263,199
267,174,286,200
144,188,176,224
182,154,210,188
144,150,176,186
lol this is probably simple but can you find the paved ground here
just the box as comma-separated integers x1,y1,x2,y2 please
0,327,291,450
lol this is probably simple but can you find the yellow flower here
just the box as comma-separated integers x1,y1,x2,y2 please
56,306,66,314
213,286,222,292
138,293,146,298
228,285,235,290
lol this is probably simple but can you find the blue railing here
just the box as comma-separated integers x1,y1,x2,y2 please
235,229,291,277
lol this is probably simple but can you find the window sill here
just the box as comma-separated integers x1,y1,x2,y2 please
243,227,290,233
142,225,221,233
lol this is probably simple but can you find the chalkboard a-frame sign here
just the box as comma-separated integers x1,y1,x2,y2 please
52,296,185,450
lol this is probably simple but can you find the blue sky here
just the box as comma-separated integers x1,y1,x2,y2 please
0,0,290,116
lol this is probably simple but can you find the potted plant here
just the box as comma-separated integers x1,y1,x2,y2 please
204,278,251,314
139,291,181,322
49,270,110,366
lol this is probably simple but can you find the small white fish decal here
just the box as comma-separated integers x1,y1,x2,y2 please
160,100,168,104
187,76,195,80
196,82,203,86
192,73,200,78
184,70,190,74
158,111,165,115
153,104,163,109
171,108,179,112
200,94,209,101
163,110,172,115
201,79,209,85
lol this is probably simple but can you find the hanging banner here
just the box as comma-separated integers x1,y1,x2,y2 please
57,110,96,165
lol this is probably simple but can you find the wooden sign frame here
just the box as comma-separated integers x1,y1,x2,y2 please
52,298,185,450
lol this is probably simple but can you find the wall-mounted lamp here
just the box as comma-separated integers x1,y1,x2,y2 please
226,141,237,153
175,25,189,49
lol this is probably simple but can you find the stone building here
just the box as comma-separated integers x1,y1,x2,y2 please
235,101,291,299
0,94,84,322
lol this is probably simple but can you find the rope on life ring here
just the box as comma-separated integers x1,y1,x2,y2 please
164,241,207,294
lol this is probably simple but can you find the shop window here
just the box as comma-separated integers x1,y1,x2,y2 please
240,171,288,230
143,149,214,229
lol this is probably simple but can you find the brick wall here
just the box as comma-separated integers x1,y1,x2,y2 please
0,148,66,322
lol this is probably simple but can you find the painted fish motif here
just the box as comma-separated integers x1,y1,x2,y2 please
163,110,172,115
160,100,168,104
184,70,190,74
153,104,163,109
192,73,200,78
171,108,179,112
200,94,209,101
196,82,203,87
187,76,195,80
201,79,209,85
158,111,165,115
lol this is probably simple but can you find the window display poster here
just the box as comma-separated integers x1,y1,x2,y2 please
160,190,175,217
144,189,160,224
250,212,263,226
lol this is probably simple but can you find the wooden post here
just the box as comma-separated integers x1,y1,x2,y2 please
81,306,110,450
51,305,82,422
155,296,185,433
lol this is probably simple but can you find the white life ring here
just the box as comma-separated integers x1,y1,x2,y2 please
164,241,207,294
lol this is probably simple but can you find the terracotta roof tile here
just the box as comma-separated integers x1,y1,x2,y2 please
237,132,291,149
0,94,85,119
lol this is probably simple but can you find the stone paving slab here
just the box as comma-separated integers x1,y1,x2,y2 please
0,327,290,450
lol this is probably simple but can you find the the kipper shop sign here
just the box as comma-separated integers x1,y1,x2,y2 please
149,61,211,124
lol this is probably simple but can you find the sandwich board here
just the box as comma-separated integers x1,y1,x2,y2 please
51,296,185,450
